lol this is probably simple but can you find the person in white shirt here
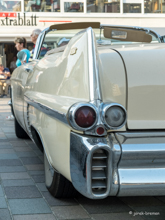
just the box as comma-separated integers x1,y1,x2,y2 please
29,29,41,61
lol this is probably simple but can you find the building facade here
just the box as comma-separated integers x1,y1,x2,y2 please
0,0,165,67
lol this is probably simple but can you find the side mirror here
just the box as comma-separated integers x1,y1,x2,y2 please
17,51,27,63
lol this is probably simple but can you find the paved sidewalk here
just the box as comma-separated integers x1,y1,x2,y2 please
0,98,165,220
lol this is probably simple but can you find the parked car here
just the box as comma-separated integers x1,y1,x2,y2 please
10,22,165,199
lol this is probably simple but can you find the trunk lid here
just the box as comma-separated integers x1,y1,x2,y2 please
115,43,165,129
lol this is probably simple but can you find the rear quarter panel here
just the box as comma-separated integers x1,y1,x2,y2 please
24,31,91,180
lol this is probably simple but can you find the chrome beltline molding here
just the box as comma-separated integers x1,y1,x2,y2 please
24,95,68,125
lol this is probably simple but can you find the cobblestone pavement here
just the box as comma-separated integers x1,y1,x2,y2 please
0,98,165,220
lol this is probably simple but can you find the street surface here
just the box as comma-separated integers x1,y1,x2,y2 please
0,98,165,220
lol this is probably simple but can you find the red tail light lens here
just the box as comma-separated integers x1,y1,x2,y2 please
75,106,96,128
96,127,105,135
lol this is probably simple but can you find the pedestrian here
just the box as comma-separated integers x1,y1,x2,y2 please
14,37,30,67
29,29,41,60
0,64,11,98
6,37,30,120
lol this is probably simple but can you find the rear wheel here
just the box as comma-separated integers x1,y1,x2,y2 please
44,152,77,198
14,117,29,139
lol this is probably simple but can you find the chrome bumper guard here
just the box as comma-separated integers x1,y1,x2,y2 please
70,132,165,199
70,132,121,199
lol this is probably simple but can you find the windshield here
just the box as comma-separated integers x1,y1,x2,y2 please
38,27,160,59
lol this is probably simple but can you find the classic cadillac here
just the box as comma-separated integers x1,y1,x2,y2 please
10,22,165,199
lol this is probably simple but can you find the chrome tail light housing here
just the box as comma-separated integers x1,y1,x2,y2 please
68,103,98,131
101,103,127,130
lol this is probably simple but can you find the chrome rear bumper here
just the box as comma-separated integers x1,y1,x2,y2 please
116,132,165,196
70,131,165,199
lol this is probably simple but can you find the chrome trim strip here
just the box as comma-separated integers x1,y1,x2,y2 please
24,95,68,125
70,132,121,199
87,27,102,102
117,132,165,138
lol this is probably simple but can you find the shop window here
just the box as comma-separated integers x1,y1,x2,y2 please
24,0,60,12
64,2,84,12
144,0,165,13
123,3,141,13
87,0,120,13
0,1,21,12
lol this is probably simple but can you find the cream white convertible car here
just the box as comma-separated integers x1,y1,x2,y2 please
10,22,165,199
